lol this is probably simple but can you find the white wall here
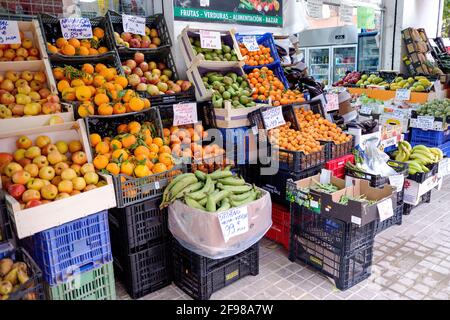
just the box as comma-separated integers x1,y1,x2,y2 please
402,0,443,38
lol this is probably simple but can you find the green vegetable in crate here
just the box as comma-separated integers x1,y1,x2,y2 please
160,167,262,211
416,99,450,119
394,141,443,175
189,37,239,61
310,182,339,193
204,71,255,109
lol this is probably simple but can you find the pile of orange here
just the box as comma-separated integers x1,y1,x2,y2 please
268,122,323,155
47,27,109,56
53,63,149,117
247,67,305,106
239,44,275,66
163,125,224,160
294,108,352,145
90,121,174,178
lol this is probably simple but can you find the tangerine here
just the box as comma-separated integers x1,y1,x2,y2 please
93,155,108,170
106,162,120,175
152,163,168,174
112,149,129,161
89,133,102,147
95,141,110,155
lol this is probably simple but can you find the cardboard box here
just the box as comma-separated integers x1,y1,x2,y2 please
321,179,397,227
403,175,442,205
0,120,117,239
179,26,243,68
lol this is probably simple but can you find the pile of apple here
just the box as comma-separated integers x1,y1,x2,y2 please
113,27,161,49
0,135,103,210
123,52,192,96
0,36,41,62
333,71,362,87
0,70,62,119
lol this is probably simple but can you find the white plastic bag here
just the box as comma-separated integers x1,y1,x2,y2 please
168,189,272,259
360,138,397,177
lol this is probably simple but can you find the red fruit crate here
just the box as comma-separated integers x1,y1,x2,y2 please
325,154,355,179
265,203,290,250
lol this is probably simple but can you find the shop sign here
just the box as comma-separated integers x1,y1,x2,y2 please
60,17,93,39
173,0,283,27
218,207,249,242
122,14,146,36
0,20,21,44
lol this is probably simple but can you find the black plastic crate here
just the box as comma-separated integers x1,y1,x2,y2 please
250,164,323,207
408,163,439,183
323,137,355,161
289,233,373,291
375,204,404,235
0,192,13,245
403,191,432,215
106,10,172,54
345,160,408,205
108,196,170,254
157,101,204,129
172,239,259,300
111,228,172,299
0,246,44,300
290,204,376,257
38,13,116,61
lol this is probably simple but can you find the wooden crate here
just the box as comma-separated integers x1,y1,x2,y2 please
210,100,262,128
0,120,117,239
179,26,243,68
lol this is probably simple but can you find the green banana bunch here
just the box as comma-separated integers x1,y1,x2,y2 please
401,144,444,175
395,141,412,162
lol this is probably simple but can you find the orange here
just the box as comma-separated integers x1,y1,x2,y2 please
53,67,65,80
128,121,141,134
95,141,110,155
152,163,168,174
145,136,153,146
148,143,159,154
77,102,95,118
148,152,158,161
68,38,80,48
94,93,109,106
100,68,115,81
143,98,151,108
81,73,93,85
122,89,136,103
77,46,89,56
98,103,113,116
82,63,94,74
113,103,126,115
114,76,128,88
87,86,96,95
158,153,173,167
129,97,145,112
71,79,85,87
112,149,129,161
134,164,150,178
89,133,102,147
117,124,128,134
55,38,68,48
93,27,105,39
163,128,171,137
95,63,107,73
80,39,91,48
120,161,135,176
134,145,150,157
98,46,108,54
93,75,106,87
121,134,137,149
110,139,122,150
88,48,98,55
106,162,120,175
48,44,58,53
159,145,171,155
153,137,164,148
57,80,71,93
75,86,92,102
62,87,76,101
93,154,109,170
61,44,76,55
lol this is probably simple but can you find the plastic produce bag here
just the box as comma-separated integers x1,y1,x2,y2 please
358,138,397,177
168,189,272,259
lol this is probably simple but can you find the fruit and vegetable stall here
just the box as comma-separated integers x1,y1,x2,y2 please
1,12,450,302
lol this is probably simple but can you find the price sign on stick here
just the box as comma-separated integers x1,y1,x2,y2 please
0,20,21,44
325,93,339,112
122,14,146,36
262,107,286,130
200,30,222,50
242,36,259,52
218,207,249,243
173,103,198,126
60,18,93,39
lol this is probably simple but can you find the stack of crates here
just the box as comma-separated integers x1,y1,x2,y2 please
22,211,116,300
265,203,290,250
108,196,173,299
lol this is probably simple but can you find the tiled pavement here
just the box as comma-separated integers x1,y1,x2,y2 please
117,182,450,300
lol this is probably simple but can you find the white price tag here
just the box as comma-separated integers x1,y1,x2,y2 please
360,105,372,115
173,103,198,126
0,20,21,44
438,158,450,178
320,169,332,185
395,89,411,101
393,109,406,119
417,116,434,130
218,207,249,243
377,198,394,222
262,107,286,130
325,93,339,112
242,36,259,52
122,14,146,36
388,175,405,192
154,181,160,189
200,30,222,50
60,18,93,39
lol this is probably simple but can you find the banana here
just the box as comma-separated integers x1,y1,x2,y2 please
406,161,424,173
402,141,412,152
410,154,433,165
429,148,444,161
410,151,434,163
412,145,430,153
395,150,406,162
420,164,430,173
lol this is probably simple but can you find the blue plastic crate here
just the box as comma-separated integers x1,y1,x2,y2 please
410,128,450,147
217,127,251,165
439,141,450,157
235,32,281,69
384,145,398,154
244,62,289,93
29,211,112,286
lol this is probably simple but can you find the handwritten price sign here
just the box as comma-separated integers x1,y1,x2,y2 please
122,14,146,36
218,207,249,243
60,18,93,39
242,36,259,52
173,103,198,126
395,89,411,101
0,20,21,44
200,30,222,50
262,107,286,130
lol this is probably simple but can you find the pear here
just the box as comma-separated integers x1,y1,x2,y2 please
0,258,13,277
12,262,27,273
4,268,19,286
17,269,30,284
0,280,12,295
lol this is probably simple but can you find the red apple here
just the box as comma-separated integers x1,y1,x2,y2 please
125,59,137,70
25,200,42,209
39,88,51,99
130,38,141,48
121,32,132,42
133,67,143,77
7,184,26,200
139,62,149,72
157,62,166,70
